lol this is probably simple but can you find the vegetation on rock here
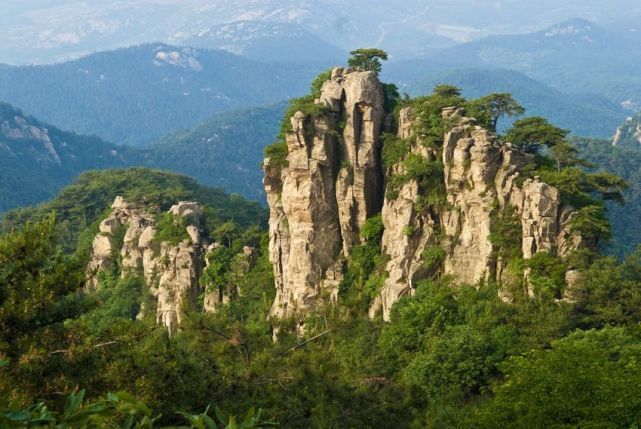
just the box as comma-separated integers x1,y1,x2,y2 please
347,48,389,76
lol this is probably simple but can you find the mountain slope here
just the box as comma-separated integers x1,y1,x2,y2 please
0,44,325,146
405,19,641,109
0,102,133,212
140,103,285,201
181,21,345,63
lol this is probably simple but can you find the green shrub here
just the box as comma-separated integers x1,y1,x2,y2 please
381,133,411,168
154,212,189,246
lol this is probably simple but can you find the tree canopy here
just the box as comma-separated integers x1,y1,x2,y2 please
347,48,389,76
468,93,524,131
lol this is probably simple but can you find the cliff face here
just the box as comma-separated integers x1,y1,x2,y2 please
375,107,585,319
86,197,211,333
265,68,385,322
265,68,586,323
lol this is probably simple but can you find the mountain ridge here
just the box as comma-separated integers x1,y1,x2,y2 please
0,43,327,146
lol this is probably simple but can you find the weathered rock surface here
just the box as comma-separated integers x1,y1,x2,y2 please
376,108,585,318
265,69,587,323
376,107,439,320
86,198,209,333
264,68,384,323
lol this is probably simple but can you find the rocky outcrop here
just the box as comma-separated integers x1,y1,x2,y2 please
264,68,385,324
612,114,641,148
86,197,208,333
153,238,204,333
376,107,440,320
86,196,154,289
1,114,60,164
376,108,585,318
265,69,587,323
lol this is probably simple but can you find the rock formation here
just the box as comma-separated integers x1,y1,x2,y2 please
86,197,209,333
264,68,587,323
612,114,641,148
376,107,584,318
264,68,385,324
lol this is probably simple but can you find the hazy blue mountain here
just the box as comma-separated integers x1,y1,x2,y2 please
5,0,641,65
390,19,641,111
390,68,625,137
183,21,345,63
0,101,287,212
140,103,286,201
0,44,326,146
0,102,133,212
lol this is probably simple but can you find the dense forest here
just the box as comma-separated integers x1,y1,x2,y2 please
3,55,641,428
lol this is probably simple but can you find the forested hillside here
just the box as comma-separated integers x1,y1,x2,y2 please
1,168,265,249
140,103,285,201
0,44,324,146
0,102,134,212
2,146,641,429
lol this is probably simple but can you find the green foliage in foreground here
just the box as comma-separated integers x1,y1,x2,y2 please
472,327,641,428
3,205,641,427
0,385,275,429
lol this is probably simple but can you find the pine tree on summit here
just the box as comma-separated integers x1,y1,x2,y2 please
348,48,389,76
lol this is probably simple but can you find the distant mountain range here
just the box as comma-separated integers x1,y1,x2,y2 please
0,101,283,212
4,1,641,65
387,19,641,111
1,20,637,148
0,44,325,146
182,21,346,63
393,67,625,137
